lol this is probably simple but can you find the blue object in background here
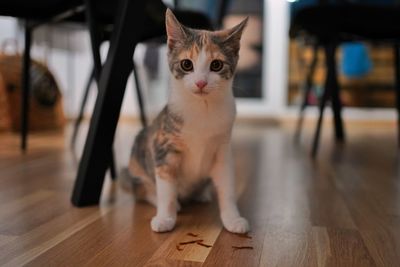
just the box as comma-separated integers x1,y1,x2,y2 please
341,43,372,78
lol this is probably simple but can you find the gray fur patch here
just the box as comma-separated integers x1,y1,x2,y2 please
131,128,155,178
210,35,239,79
152,106,183,167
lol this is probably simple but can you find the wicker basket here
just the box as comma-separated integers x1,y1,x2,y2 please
0,40,65,132
0,73,11,131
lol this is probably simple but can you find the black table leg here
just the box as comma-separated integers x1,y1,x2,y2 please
70,67,94,148
132,62,147,127
394,44,400,147
84,0,118,179
71,0,146,206
329,44,345,142
21,23,32,152
295,44,318,142
311,44,335,158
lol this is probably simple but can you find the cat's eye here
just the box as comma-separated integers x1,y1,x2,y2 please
210,60,223,72
180,59,193,72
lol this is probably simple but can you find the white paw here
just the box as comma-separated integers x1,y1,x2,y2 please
151,216,176,232
223,217,250,234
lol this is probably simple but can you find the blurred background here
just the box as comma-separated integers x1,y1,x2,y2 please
289,0,400,114
0,0,278,128
1,0,400,133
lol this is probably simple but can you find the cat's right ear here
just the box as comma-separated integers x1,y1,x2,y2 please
166,8,186,50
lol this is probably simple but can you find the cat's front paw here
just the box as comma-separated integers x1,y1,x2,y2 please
151,216,176,232
223,217,250,234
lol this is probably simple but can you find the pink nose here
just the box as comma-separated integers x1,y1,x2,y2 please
195,80,208,90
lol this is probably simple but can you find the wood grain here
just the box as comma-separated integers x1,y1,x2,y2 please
0,122,400,266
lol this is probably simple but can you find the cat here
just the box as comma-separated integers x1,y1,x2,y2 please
121,8,249,234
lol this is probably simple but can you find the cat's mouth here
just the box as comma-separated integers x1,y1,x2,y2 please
194,91,209,96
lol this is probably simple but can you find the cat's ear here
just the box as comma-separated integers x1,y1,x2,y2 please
223,17,248,43
165,8,187,50
216,17,248,53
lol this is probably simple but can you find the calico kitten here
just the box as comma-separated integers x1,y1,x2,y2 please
122,9,249,233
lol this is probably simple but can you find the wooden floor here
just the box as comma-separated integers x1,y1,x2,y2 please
1,121,400,266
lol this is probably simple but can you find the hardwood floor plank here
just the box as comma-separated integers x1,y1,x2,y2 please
144,258,203,267
0,202,116,267
307,164,357,230
359,227,400,267
323,227,376,267
313,226,331,267
259,225,318,267
0,234,17,248
82,205,166,267
326,162,400,266
0,192,73,236
0,190,54,223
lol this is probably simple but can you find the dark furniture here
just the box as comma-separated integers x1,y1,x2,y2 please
291,1,400,157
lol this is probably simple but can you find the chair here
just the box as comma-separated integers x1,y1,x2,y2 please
290,1,400,157
0,0,120,178
0,0,84,151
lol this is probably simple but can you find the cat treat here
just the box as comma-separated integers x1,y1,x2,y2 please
187,232,199,237
179,239,204,245
232,246,254,251
196,241,212,248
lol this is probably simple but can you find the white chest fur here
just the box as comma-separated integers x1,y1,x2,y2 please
168,85,236,197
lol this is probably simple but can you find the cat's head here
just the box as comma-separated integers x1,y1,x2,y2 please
165,9,247,97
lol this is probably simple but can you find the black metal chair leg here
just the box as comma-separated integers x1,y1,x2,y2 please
311,78,330,158
85,0,102,81
328,45,345,142
394,44,400,147
71,0,146,206
84,0,117,180
71,67,95,148
295,44,318,141
109,149,117,180
132,62,147,127
311,44,337,158
21,23,32,152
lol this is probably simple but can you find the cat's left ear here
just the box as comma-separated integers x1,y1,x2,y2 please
223,17,248,44
214,17,248,55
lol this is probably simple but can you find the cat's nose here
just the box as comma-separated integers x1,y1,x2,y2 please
195,80,208,89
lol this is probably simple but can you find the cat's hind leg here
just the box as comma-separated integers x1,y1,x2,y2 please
119,159,157,207
193,180,213,203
